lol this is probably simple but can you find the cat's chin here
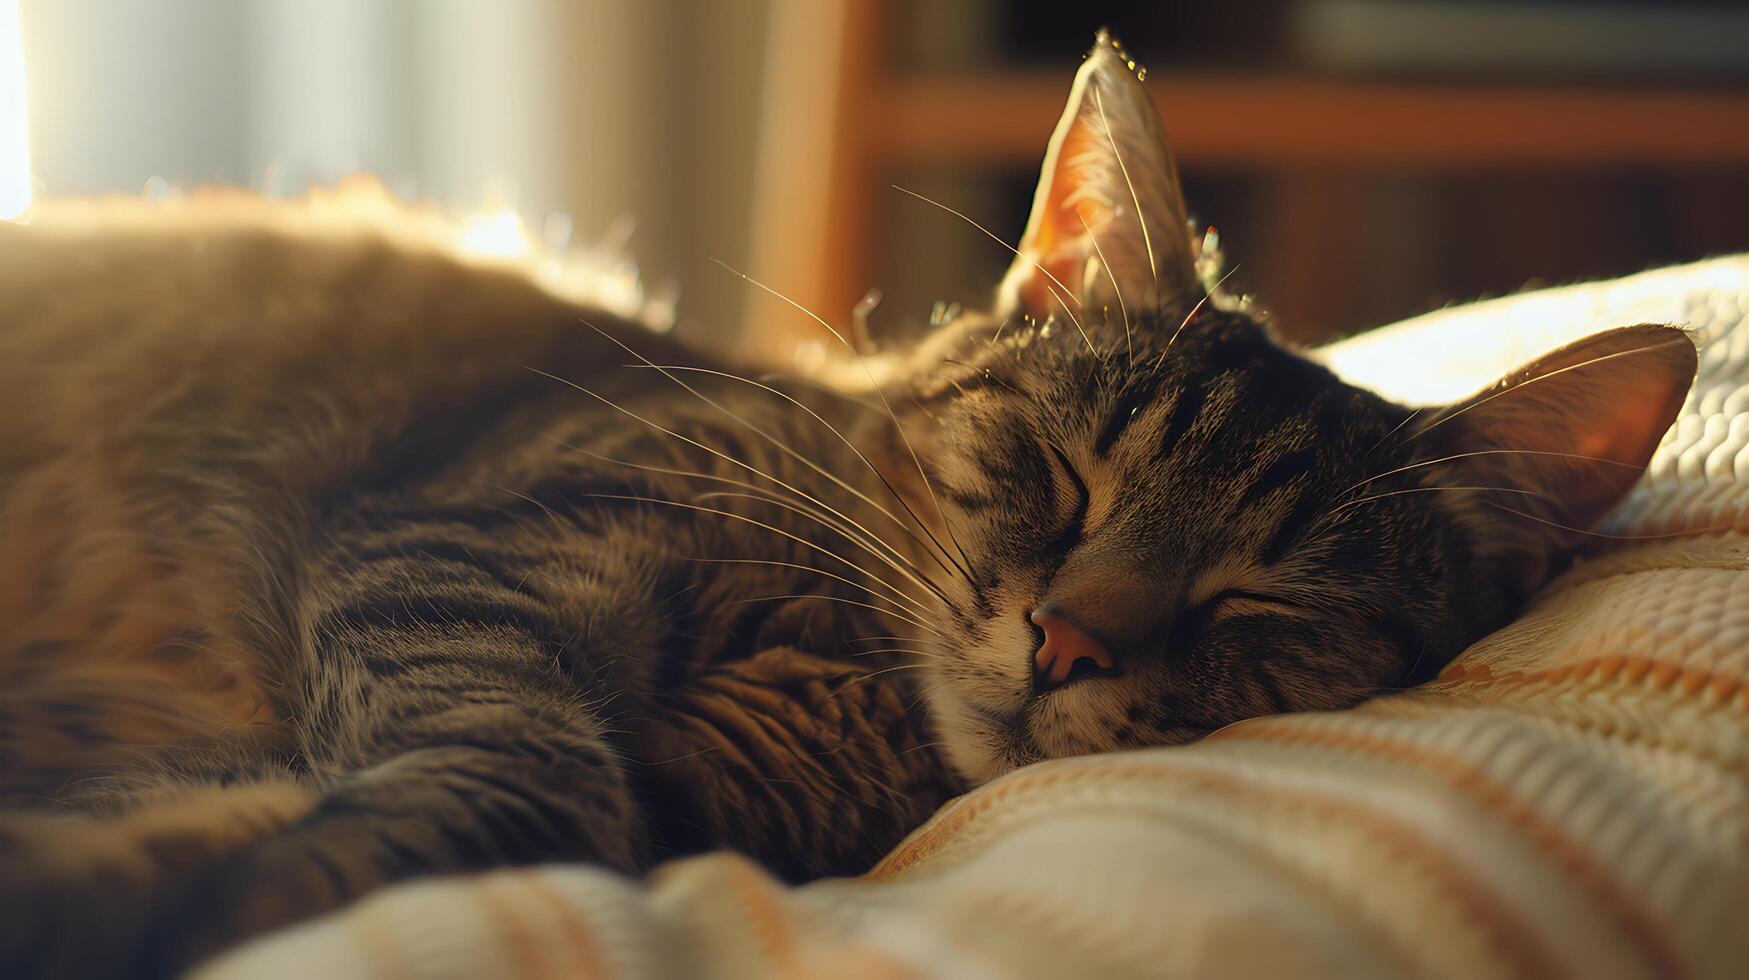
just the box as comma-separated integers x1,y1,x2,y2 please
924,681,1037,786
921,652,1130,784
928,668,1213,785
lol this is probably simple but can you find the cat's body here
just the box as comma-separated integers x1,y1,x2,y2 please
0,211,962,972
0,37,1696,977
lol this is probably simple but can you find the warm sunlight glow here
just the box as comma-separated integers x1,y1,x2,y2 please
0,0,28,221
456,205,533,259
1320,290,1626,406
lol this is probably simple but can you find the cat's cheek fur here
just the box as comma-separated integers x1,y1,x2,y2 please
924,681,1014,786
926,595,1040,784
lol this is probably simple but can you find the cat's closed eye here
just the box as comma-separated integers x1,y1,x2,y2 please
1165,589,1282,647
1045,444,1089,517
1204,591,1302,625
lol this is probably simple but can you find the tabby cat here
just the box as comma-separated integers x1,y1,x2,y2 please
0,35,1694,977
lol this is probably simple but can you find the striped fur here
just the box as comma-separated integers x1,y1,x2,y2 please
898,305,1526,784
0,211,960,976
0,38,1694,978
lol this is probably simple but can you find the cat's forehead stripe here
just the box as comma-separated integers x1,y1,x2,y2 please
1156,382,1207,460
1092,375,1164,456
1238,445,1319,510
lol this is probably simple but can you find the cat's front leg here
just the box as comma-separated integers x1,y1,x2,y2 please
0,781,318,979
137,516,661,973
153,698,642,976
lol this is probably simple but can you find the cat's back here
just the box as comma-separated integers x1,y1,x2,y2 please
0,196,650,496
0,196,693,800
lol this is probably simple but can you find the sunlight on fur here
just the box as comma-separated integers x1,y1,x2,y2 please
26,175,675,330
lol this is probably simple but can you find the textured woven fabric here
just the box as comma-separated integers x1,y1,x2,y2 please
198,258,1749,980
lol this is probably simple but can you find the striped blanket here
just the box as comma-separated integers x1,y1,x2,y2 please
199,257,1749,980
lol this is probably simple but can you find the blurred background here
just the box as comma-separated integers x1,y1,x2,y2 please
8,0,1749,349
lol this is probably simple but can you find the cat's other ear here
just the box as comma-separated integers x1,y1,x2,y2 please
1426,324,1696,578
995,33,1201,323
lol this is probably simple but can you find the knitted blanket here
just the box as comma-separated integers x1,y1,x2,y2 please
199,257,1749,980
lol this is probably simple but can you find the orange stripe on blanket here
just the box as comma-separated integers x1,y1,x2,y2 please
473,875,565,980
726,856,799,969
514,872,616,980
720,857,920,979
1439,654,1747,710
339,891,414,980
866,765,1085,878
870,756,1566,979
1218,724,1685,979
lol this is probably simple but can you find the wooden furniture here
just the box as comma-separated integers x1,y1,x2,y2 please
749,1,1749,349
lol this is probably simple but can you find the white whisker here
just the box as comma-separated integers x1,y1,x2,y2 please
560,442,949,606
583,491,934,630
1154,265,1239,368
582,320,956,588
738,593,945,638
1338,448,1642,499
1407,337,1693,444
687,557,933,620
1367,408,1424,457
850,647,942,660
691,492,940,610
1329,484,1548,518
709,258,980,581
529,366,951,605
821,663,934,703
1092,86,1158,291
890,184,1082,310
1078,211,1132,367
627,362,961,583
887,184,1097,358
1484,500,1739,540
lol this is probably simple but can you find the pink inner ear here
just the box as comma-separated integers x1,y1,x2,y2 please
1575,426,1620,462
1013,123,1114,316
1446,325,1696,529
997,40,1201,322
1508,406,1650,527
1568,361,1691,521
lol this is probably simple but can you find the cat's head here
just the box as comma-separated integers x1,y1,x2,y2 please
889,35,1696,784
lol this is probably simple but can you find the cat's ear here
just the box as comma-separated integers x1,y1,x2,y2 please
995,33,1201,322
1426,324,1695,570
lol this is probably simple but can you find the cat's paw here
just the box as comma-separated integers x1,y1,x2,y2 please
0,782,317,977
148,807,402,974
753,595,868,656
149,837,358,974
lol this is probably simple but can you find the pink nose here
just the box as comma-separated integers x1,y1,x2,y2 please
1030,608,1115,693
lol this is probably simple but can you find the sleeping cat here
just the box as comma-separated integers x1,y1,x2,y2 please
0,34,1694,977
